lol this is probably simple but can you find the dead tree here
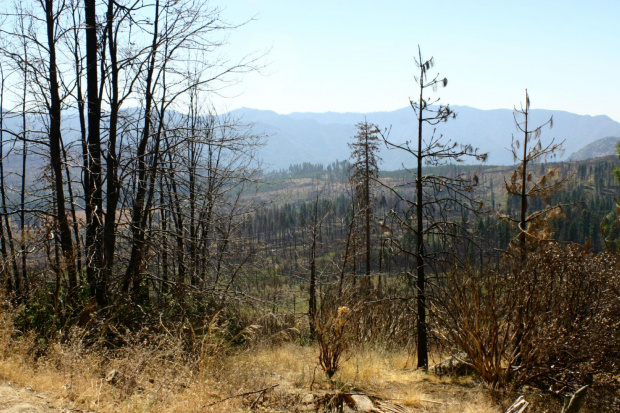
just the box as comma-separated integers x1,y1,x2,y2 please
382,46,486,369
348,120,381,289
82,0,105,305
502,89,565,254
42,0,79,293
0,63,18,297
306,185,329,339
501,90,566,366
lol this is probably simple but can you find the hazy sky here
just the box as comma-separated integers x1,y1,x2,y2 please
216,1,620,120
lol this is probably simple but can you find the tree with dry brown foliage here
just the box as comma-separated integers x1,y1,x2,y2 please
500,90,570,370
501,90,567,254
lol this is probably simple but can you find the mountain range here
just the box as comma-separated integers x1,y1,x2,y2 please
3,105,620,172
229,106,620,171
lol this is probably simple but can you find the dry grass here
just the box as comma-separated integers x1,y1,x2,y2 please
219,343,500,412
0,308,501,412
336,346,498,412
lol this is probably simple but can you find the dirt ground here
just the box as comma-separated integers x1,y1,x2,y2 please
0,383,60,413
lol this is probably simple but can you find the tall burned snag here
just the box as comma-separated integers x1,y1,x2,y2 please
83,0,105,305
0,64,17,298
383,47,486,369
43,0,79,296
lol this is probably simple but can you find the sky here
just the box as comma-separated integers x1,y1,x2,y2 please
214,1,620,121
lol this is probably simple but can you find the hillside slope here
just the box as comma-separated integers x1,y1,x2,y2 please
568,136,620,161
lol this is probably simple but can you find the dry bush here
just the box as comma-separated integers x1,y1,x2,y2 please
313,281,419,381
322,281,417,348
433,268,519,388
43,327,105,396
348,284,417,349
315,304,352,380
0,305,17,358
0,303,40,366
103,326,193,396
104,311,260,395
434,242,620,398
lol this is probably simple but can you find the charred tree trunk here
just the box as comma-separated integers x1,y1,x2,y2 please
0,70,14,297
308,196,319,340
123,0,161,294
415,63,428,370
102,0,121,301
84,0,105,306
19,57,28,295
60,136,81,291
44,0,77,295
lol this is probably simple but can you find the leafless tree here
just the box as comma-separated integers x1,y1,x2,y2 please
382,46,486,369
0,0,263,321
304,184,330,339
0,63,20,298
153,106,262,302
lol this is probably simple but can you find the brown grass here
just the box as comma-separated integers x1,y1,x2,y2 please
0,308,501,412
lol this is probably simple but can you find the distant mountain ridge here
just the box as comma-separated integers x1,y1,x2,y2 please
229,106,620,171
568,136,620,161
4,105,619,172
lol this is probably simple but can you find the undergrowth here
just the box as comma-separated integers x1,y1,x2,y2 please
0,302,505,413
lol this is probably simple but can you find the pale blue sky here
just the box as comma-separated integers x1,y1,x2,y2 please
216,1,620,121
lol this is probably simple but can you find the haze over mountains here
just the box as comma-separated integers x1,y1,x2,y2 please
3,105,620,173
230,106,620,171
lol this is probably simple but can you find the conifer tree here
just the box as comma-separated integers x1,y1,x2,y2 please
349,121,382,286
501,90,565,254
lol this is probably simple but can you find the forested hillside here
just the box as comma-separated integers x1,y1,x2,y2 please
252,155,620,256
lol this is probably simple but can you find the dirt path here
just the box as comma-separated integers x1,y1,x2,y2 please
0,383,61,413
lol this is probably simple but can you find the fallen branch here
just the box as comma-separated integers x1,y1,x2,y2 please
562,386,588,413
505,395,529,413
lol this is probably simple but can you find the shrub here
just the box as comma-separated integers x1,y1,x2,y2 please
315,305,351,380
434,242,620,394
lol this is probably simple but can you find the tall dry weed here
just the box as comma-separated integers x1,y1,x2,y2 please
315,305,352,380
191,311,261,379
